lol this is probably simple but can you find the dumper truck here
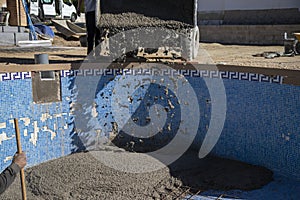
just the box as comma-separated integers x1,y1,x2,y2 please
95,0,200,61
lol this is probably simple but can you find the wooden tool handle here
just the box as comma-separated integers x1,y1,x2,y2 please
14,118,27,200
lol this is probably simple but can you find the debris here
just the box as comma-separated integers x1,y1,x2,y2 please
52,20,86,39
294,33,300,54
17,40,52,47
34,24,55,41
252,51,295,59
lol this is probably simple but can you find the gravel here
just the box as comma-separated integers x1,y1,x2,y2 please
99,13,192,30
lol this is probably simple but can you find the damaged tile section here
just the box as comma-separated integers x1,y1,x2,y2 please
0,75,72,169
41,113,52,123
20,118,30,126
0,131,14,145
42,126,57,140
29,121,39,146
0,122,6,129
4,156,13,163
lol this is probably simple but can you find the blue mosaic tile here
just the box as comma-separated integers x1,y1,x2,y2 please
0,76,72,169
193,79,300,179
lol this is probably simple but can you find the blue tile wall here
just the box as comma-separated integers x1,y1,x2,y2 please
65,68,298,179
0,77,72,170
0,69,299,181
195,79,300,179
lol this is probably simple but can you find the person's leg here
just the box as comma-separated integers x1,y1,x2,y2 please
85,11,95,55
95,27,101,47
91,11,101,57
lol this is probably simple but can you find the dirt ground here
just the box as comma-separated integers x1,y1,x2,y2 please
0,27,299,70
1,149,273,200
197,43,300,70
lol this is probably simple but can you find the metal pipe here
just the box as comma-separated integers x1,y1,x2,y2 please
34,54,49,64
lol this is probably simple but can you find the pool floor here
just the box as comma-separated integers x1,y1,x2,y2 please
186,175,300,200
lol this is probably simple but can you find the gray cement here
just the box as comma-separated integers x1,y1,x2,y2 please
96,0,197,60
98,12,193,37
97,0,196,36
1,149,273,199
99,13,193,30
100,0,196,26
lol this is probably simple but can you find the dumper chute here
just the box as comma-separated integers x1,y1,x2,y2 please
96,0,199,61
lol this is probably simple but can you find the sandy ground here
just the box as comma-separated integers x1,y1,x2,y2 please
0,27,299,70
197,43,300,70
1,149,272,200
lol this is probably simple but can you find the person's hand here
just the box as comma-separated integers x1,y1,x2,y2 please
13,152,27,169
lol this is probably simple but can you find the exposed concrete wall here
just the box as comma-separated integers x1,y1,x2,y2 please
197,0,300,12
198,8,300,25
197,0,300,25
199,24,300,45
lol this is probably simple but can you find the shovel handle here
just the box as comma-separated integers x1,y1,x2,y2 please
14,118,27,200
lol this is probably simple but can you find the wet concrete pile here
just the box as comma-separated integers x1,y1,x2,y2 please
99,12,193,35
1,150,273,199
96,0,197,60
97,13,195,60
97,0,195,36
104,25,193,61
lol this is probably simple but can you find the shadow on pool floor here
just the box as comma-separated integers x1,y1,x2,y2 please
189,175,300,200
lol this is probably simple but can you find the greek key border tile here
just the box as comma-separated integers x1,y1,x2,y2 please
0,72,31,82
60,69,283,84
0,70,283,85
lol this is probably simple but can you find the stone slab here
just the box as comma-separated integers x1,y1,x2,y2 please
0,32,14,45
14,32,30,45
1,25,25,33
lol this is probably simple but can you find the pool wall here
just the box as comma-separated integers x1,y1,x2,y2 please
0,72,73,168
0,65,299,180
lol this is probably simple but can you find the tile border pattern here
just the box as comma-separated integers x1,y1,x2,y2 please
61,69,284,84
0,72,32,81
0,69,283,84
